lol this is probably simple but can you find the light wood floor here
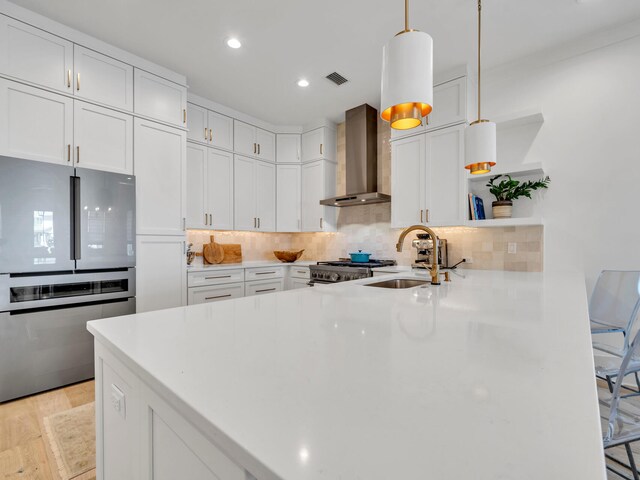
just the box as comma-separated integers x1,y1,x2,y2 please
0,379,637,479
0,380,95,480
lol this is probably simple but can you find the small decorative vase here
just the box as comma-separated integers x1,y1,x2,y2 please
492,200,513,219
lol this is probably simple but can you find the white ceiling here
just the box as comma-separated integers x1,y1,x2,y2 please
9,0,640,125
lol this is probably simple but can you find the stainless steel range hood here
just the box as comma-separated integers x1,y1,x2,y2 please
320,104,391,207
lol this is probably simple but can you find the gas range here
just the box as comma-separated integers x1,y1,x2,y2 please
308,259,397,285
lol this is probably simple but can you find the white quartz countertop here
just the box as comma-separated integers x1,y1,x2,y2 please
88,270,605,480
187,259,316,272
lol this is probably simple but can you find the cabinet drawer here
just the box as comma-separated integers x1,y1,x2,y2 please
244,267,284,281
290,267,310,279
245,279,283,297
188,269,244,287
187,283,245,304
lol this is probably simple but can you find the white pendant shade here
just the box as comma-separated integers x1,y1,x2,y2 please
464,121,496,175
380,30,433,130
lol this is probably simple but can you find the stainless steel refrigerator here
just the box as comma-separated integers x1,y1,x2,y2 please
0,155,136,402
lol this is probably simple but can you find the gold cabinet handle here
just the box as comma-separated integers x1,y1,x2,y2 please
76,72,80,91
67,70,71,88
257,217,261,228
67,144,71,162
183,109,187,124
426,209,430,223
204,127,208,140
320,217,323,229
257,144,260,155
76,145,80,163
209,128,212,142
209,213,212,225
420,209,423,223
253,143,257,154
320,143,323,155
254,217,256,228
204,213,208,225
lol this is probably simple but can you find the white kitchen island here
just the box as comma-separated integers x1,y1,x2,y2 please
87,269,606,480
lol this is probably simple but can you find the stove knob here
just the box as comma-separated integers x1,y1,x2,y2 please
330,273,340,282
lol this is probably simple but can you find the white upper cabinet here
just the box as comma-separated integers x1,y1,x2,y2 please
134,118,186,235
233,156,275,231
276,164,301,232
276,134,301,163
391,76,468,140
134,69,187,127
208,110,233,151
233,155,257,231
0,15,73,94
255,128,275,162
187,103,233,151
301,160,336,232
73,45,133,111
391,134,426,228
233,120,275,161
186,103,208,144
74,101,133,174
0,78,73,165
301,127,336,163
426,124,465,226
186,143,207,229
255,160,276,231
206,148,234,230
390,125,466,228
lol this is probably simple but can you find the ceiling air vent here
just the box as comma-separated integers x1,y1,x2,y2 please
325,72,348,86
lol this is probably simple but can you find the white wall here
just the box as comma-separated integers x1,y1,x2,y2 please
482,33,640,292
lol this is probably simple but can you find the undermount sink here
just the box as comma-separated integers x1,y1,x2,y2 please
364,278,430,289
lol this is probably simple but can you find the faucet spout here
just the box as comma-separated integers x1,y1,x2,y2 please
396,225,441,285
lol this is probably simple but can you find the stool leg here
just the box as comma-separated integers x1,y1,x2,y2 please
625,443,640,480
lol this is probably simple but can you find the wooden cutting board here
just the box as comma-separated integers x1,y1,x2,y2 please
202,235,224,264
219,243,242,264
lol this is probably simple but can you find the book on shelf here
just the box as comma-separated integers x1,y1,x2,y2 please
468,194,486,221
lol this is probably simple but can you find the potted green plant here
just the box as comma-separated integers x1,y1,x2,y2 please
486,175,550,219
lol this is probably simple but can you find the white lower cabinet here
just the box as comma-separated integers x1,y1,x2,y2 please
187,283,245,304
301,160,336,232
289,278,311,289
0,78,73,165
134,118,186,235
288,266,310,289
74,100,133,174
136,235,186,313
276,164,301,232
245,279,284,297
94,343,247,480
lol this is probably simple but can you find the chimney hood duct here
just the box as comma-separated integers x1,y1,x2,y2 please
320,104,391,207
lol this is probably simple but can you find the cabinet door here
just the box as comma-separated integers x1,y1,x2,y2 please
186,143,207,229
276,164,301,232
391,134,426,228
208,111,233,151
233,155,256,231
0,15,73,93
428,77,467,131
426,125,465,226
0,78,73,165
73,45,133,111
301,161,323,232
255,160,276,231
74,101,133,174
301,128,323,162
290,278,311,290
134,69,187,127
134,119,186,235
186,103,208,144
256,128,275,162
276,134,301,163
233,120,256,156
207,148,234,230
136,235,186,313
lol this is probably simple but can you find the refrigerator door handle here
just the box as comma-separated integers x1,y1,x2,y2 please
70,176,81,260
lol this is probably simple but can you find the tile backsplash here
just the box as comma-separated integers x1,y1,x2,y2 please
187,119,543,272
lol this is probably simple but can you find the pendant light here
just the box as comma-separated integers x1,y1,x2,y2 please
464,0,496,175
380,0,433,130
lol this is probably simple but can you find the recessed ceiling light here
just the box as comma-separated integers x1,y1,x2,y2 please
226,38,242,49
297,79,310,88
